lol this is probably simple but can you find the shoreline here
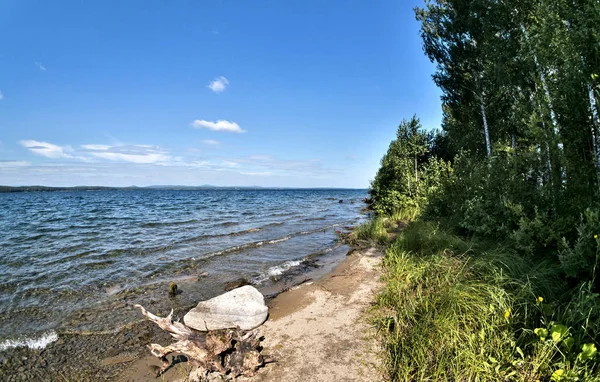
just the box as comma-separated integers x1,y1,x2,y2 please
119,245,384,382
0,240,382,381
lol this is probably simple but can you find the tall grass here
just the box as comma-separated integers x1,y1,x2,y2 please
350,207,418,246
351,216,392,245
373,221,600,381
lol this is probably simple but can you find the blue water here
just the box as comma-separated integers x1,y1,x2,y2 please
0,189,366,343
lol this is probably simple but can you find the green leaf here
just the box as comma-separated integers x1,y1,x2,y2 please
550,369,565,381
563,337,574,352
515,346,524,359
534,327,548,341
579,343,597,361
550,324,568,342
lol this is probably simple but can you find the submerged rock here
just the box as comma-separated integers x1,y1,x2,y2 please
168,282,178,296
184,285,268,331
223,277,250,291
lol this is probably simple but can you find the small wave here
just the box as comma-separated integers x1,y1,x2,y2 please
267,260,303,277
260,221,285,228
267,236,291,244
251,259,304,285
268,212,294,217
179,227,262,245
233,227,261,235
0,331,58,351
298,223,342,235
18,234,45,242
201,236,291,259
196,224,342,261
141,219,199,228
302,216,327,221
214,221,238,227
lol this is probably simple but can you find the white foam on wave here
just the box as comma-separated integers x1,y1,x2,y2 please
0,331,58,351
267,260,303,277
251,259,304,285
268,236,291,244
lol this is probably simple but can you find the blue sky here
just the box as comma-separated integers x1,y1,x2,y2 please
0,0,442,188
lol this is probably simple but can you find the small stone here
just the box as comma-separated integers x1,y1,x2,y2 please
168,282,178,296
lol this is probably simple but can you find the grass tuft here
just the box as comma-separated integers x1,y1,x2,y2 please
372,220,600,381
350,216,391,245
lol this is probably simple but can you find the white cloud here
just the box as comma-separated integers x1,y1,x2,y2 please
0,91,3,100
35,62,46,71
0,160,30,168
81,144,111,151
191,119,245,133
247,155,274,161
90,152,169,164
240,171,271,176
207,76,229,93
201,139,220,145
82,144,170,164
20,140,72,158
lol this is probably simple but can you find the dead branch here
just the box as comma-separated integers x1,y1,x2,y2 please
134,304,270,379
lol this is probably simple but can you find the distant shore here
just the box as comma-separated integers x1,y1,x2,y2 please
0,185,367,193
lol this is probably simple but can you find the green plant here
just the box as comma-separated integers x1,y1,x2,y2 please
373,222,600,381
350,217,390,245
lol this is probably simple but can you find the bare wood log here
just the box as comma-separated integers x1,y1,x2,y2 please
134,304,271,379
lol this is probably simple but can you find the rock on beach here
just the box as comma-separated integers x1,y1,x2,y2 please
183,285,268,331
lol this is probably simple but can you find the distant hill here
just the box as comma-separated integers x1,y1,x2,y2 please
0,185,366,193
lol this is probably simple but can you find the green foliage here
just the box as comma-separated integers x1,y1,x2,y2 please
370,116,451,216
373,222,600,381
350,217,390,245
559,210,600,281
368,0,600,379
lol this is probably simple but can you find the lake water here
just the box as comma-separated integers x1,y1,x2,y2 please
0,189,367,349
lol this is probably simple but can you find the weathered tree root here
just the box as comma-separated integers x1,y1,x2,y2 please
134,304,272,379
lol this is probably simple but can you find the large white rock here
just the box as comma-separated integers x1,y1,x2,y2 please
184,285,268,331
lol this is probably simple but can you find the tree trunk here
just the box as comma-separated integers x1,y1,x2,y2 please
480,95,491,158
134,304,271,379
414,154,418,183
587,82,600,183
512,134,516,156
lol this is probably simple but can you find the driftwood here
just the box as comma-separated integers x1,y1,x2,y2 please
134,304,272,379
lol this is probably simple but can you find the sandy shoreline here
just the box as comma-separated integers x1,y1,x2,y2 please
0,244,384,382
118,246,385,382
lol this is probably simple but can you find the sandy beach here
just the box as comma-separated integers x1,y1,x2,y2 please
118,246,385,382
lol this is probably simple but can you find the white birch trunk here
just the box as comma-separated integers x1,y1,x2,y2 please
521,24,560,138
480,96,491,157
587,82,600,178
512,134,516,156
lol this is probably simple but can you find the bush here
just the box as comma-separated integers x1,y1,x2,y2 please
350,217,390,245
559,209,600,282
373,222,600,381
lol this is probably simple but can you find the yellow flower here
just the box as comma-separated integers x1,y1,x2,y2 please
595,234,598,239
504,308,511,319
537,296,544,303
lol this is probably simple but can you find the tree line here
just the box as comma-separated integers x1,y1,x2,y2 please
370,0,600,285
